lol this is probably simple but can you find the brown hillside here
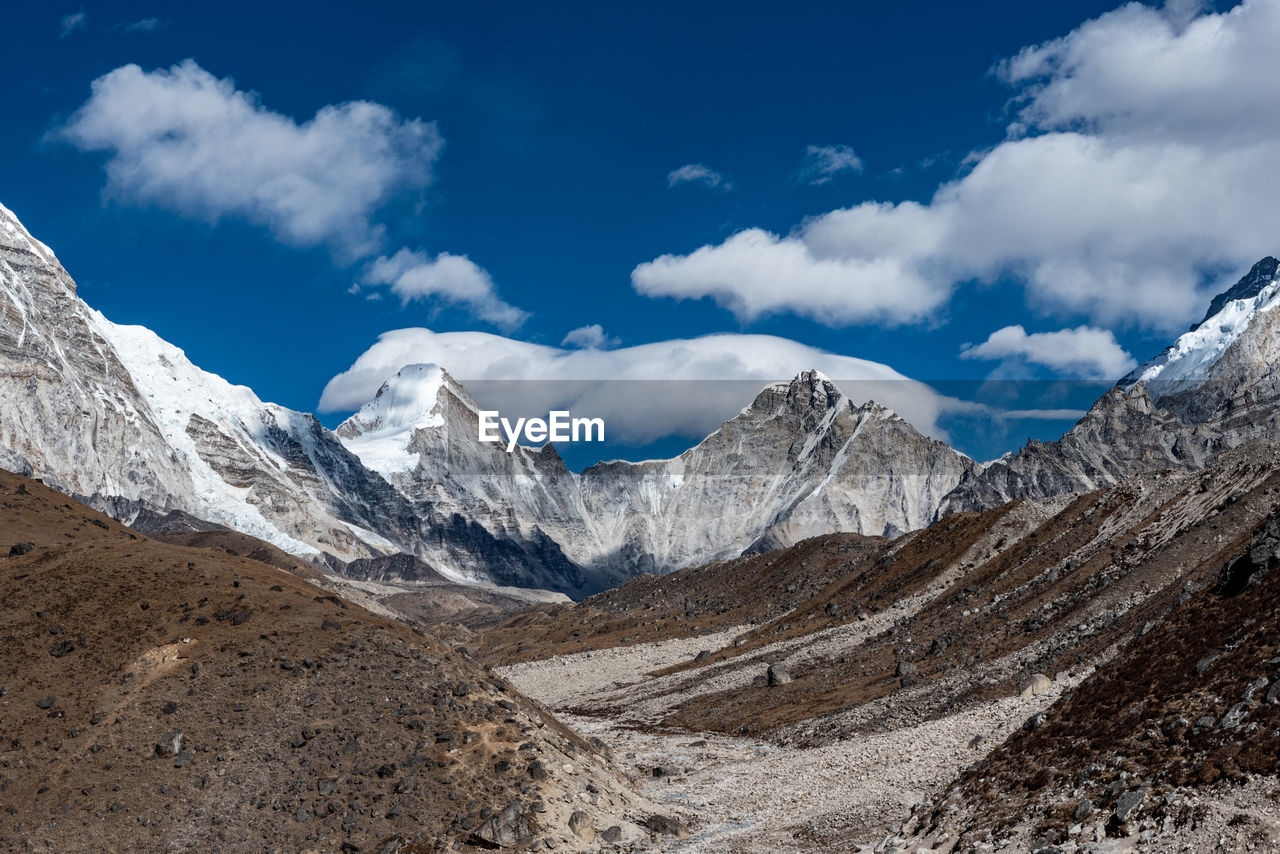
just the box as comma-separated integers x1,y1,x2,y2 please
0,470,650,852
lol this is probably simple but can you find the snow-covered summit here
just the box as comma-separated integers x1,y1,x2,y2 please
1122,258,1280,399
335,363,481,475
338,364,457,437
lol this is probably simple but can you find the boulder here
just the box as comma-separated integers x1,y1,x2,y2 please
1112,788,1148,824
567,810,595,842
49,639,76,657
1019,673,1052,698
644,814,689,839
766,664,791,686
155,729,184,758
471,802,535,848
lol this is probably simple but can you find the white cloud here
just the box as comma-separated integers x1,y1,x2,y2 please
667,163,731,190
561,324,618,350
59,60,528,328
799,144,863,184
122,18,164,34
60,10,86,38
632,2,1280,332
363,248,526,331
59,60,441,259
960,324,1137,379
319,328,960,445
633,226,950,326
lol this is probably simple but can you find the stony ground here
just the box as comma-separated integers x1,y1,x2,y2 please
12,440,1280,852
476,444,1280,853
497,624,1084,852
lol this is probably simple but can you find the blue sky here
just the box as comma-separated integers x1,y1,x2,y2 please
3,0,1275,467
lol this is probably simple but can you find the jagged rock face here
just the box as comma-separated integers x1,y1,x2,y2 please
942,257,1280,516
341,367,975,590
1188,256,1279,332
0,202,194,507
575,372,974,577
0,202,413,561
336,364,591,590
939,385,1219,515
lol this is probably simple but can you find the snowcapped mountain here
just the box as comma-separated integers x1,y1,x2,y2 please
574,371,974,574
1,200,973,594
0,201,194,509
337,366,975,589
1120,257,1280,400
941,256,1280,514
0,201,421,561
39,198,1280,597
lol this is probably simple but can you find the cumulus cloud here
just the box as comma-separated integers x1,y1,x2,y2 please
667,163,731,190
561,324,618,350
364,249,527,331
60,10,86,38
960,325,1137,379
799,144,864,184
59,60,440,258
319,328,964,444
633,225,950,326
633,1,1280,332
59,60,526,327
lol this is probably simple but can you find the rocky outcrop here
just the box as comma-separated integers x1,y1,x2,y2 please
939,384,1217,514
942,257,1280,516
0,201,194,510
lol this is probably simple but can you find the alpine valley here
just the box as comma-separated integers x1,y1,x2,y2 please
11,193,1280,853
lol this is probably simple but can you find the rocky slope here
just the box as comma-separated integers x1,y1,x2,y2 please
469,440,1280,851
941,257,1280,515
0,200,419,563
0,202,193,513
898,477,1280,852
0,469,669,852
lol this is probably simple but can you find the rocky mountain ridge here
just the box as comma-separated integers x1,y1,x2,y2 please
338,364,975,589
941,256,1280,516
0,201,972,595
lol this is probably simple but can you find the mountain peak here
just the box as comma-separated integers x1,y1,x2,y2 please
754,369,845,413
1122,256,1280,398
336,363,463,440
1190,256,1280,332
0,202,65,288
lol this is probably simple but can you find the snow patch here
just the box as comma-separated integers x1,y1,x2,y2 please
1128,278,1280,398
